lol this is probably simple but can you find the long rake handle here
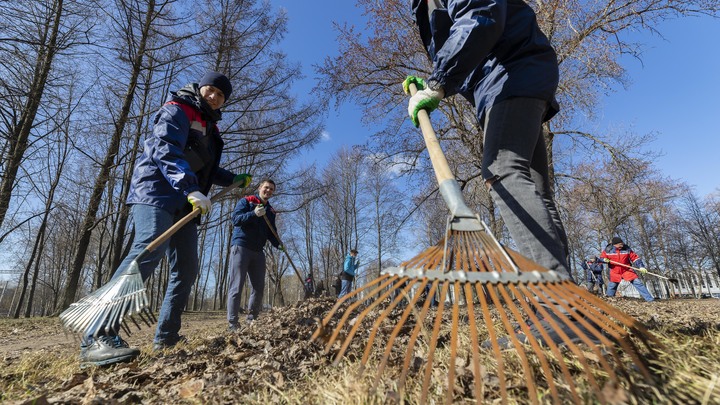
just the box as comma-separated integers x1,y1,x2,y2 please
606,259,675,281
408,83,480,227
144,181,245,253
262,215,306,287
410,83,454,185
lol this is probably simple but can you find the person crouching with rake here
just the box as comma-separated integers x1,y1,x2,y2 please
78,72,251,368
581,256,606,295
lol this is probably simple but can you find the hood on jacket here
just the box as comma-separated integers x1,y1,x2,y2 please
173,83,222,122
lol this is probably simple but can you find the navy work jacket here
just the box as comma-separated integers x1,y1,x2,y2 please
412,0,560,122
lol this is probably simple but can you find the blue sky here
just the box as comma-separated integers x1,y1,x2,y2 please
600,16,720,198
273,1,719,198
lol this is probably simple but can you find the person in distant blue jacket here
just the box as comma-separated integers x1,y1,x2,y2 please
80,71,251,368
227,179,282,328
338,249,359,299
580,256,605,295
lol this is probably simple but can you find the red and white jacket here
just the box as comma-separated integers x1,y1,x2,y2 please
600,244,646,283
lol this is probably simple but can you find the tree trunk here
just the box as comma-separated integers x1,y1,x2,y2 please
58,0,156,312
0,0,64,230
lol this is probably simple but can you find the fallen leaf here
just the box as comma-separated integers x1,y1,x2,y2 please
178,378,205,399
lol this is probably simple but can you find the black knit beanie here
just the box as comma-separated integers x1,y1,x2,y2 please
611,237,623,245
199,71,232,100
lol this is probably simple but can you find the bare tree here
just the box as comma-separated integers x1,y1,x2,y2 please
682,192,720,279
13,97,73,318
59,0,183,311
315,0,720,249
0,0,94,230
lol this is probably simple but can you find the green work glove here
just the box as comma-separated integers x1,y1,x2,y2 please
233,173,252,188
403,76,444,127
402,76,426,94
602,258,610,263
278,245,284,252
637,267,648,274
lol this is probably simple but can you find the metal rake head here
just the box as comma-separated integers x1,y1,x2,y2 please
312,229,664,404
59,261,156,337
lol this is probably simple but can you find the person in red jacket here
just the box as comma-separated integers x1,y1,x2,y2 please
599,237,654,302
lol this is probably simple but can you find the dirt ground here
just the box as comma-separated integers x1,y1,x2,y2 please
0,310,229,357
1,296,719,404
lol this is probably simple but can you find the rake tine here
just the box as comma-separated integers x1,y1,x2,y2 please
139,307,156,327
534,284,629,355
87,301,113,337
310,275,390,343
105,295,129,335
119,295,135,326
511,249,637,338
420,281,451,404
446,281,461,405
538,282,654,381
462,283,483,403
485,284,540,405
120,318,132,336
474,282,508,403
396,280,439,395
334,276,412,365
509,284,591,402
541,284,658,389
403,243,445,269
527,284,620,370
146,307,158,324
69,297,105,333
367,280,428,387
360,277,427,368
326,276,396,356
128,313,142,332
136,288,155,326
370,278,433,386
565,284,662,352
495,284,561,403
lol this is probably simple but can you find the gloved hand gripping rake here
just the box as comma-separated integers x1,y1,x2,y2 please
311,83,666,404
60,180,249,337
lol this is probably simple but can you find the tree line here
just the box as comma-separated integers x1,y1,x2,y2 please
2,0,720,318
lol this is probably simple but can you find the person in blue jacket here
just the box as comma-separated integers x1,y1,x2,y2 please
580,256,605,295
79,71,251,368
338,249,359,298
227,179,283,328
407,0,600,348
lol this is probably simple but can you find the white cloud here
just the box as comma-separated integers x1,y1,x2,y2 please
366,152,418,177
320,130,331,142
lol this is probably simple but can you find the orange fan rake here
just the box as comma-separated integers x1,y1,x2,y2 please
310,83,664,404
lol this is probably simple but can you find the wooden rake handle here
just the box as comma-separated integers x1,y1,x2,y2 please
606,259,677,282
407,82,480,228
145,180,246,253
262,214,306,287
408,82,454,186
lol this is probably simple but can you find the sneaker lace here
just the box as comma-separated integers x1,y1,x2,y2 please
97,335,130,349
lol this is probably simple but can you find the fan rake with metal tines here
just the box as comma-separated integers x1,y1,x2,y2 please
311,83,663,404
60,181,246,338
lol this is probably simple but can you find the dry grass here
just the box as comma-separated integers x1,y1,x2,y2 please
241,326,720,404
1,300,719,404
